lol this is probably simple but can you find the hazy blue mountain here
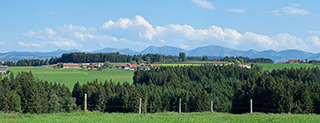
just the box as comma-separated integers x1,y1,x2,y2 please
140,46,185,55
0,49,81,61
91,47,139,55
1,45,320,62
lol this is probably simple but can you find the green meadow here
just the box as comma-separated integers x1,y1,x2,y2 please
260,63,320,71
7,67,134,89
5,63,320,89
1,111,320,123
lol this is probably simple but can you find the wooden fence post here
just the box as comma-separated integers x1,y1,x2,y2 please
84,93,87,111
289,104,292,114
211,101,213,112
139,98,142,114
250,99,253,113
179,98,181,114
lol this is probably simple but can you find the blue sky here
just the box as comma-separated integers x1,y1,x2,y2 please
1,0,320,53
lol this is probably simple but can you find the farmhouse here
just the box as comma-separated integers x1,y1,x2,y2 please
238,64,251,69
86,63,104,68
121,64,137,70
63,64,81,69
140,61,147,65
0,66,8,74
141,66,150,70
212,61,223,66
289,59,299,64
152,65,162,68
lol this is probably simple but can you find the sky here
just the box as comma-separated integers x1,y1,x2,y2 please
1,0,320,53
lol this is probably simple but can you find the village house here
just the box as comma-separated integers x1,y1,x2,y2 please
140,61,147,65
63,64,81,69
152,65,162,68
212,61,223,66
141,66,150,70
121,64,137,70
289,59,299,64
86,63,104,69
0,66,8,74
238,64,251,69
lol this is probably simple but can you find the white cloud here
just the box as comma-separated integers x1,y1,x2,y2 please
18,42,43,47
190,0,214,9
291,3,301,8
22,27,55,39
269,10,282,16
0,41,5,46
267,7,311,16
159,39,166,43
281,7,311,15
226,9,247,13
309,31,320,35
77,7,90,10
20,15,320,53
49,39,81,47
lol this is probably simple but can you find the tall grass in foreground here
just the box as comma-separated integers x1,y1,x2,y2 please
1,111,320,123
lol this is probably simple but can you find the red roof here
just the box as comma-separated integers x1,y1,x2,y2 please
212,61,223,64
129,64,137,68
63,64,80,67
289,59,299,62
238,64,250,67
152,65,162,67
121,64,126,67
140,61,147,63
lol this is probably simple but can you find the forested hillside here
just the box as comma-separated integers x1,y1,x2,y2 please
71,65,320,114
1,65,320,114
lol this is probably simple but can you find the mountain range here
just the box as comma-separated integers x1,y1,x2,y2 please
1,45,319,62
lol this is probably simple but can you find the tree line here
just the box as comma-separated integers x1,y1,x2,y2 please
219,56,274,63
0,71,76,113
1,59,49,67
2,65,320,114
71,65,320,114
0,52,276,67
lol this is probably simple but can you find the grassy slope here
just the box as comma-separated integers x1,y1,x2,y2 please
7,67,134,89
1,112,320,123
5,63,320,89
260,63,320,71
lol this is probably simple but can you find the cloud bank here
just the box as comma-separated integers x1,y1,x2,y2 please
20,15,320,53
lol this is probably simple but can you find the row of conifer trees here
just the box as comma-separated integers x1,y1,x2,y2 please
2,65,320,114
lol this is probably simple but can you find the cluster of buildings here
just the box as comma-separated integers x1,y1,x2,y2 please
212,61,251,69
277,59,300,64
121,64,161,70
52,61,162,70
53,63,104,69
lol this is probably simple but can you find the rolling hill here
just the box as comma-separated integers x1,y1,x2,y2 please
1,45,320,62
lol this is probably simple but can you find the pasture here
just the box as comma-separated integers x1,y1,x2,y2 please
260,63,320,71
1,111,320,123
7,67,134,89
5,63,320,90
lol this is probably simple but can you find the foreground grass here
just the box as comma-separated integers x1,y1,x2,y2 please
7,67,134,89
0,111,320,123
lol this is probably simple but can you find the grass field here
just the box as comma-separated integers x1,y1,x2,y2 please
5,63,320,90
260,63,320,71
7,67,134,89
0,111,319,123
